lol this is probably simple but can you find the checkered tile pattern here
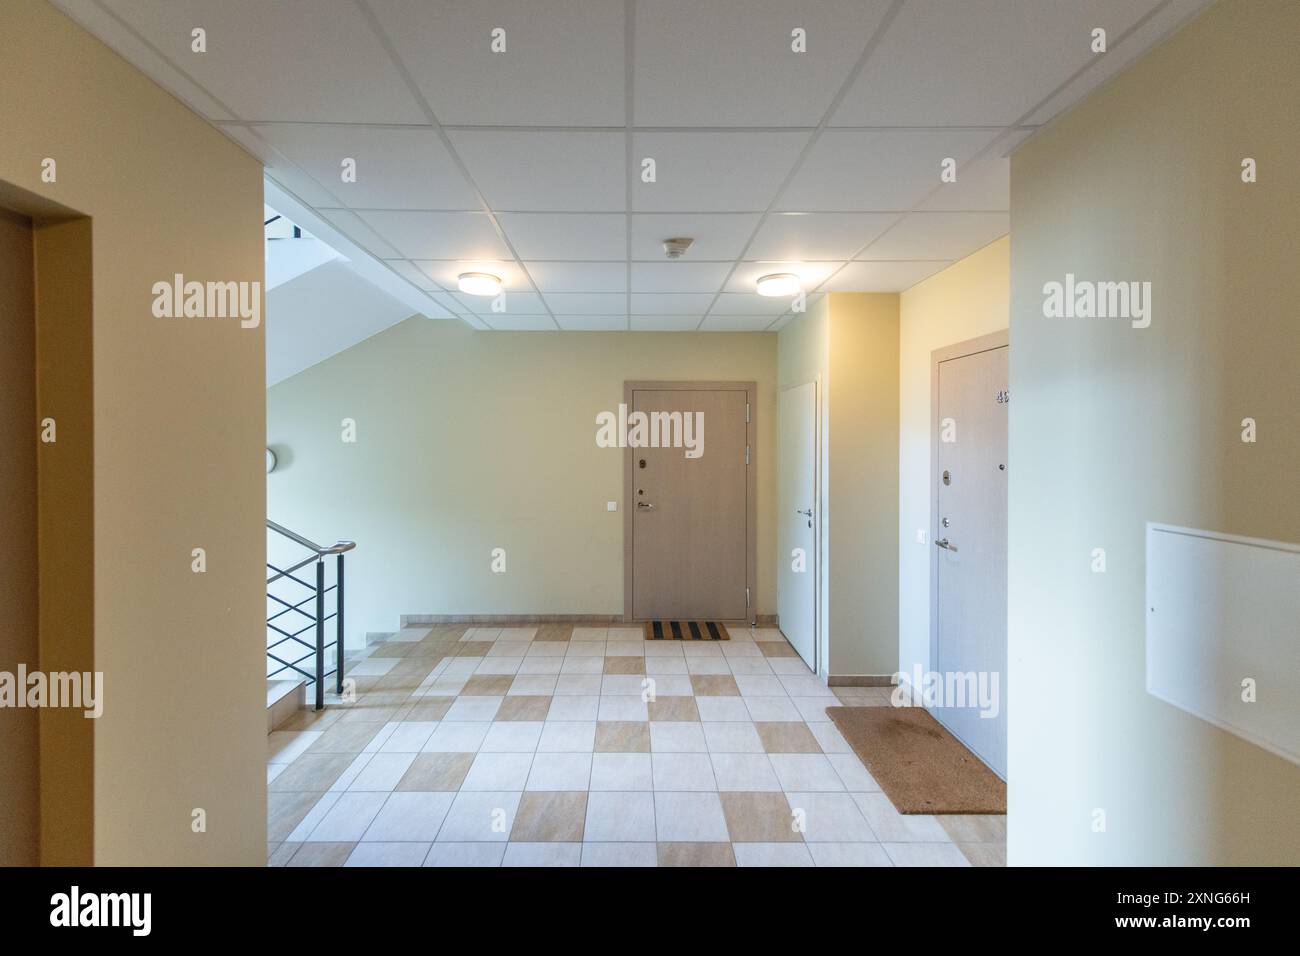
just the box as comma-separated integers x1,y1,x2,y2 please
267,624,1005,867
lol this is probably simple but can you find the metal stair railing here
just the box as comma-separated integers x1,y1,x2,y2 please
266,519,355,710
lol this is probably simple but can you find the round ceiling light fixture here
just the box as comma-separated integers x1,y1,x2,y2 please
457,272,503,296
755,272,801,297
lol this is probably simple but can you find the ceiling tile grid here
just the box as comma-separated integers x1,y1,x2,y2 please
57,0,1195,330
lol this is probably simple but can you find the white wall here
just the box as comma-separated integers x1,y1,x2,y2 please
777,296,829,675
897,237,1009,676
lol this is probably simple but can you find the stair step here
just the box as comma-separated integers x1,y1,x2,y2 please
266,679,305,733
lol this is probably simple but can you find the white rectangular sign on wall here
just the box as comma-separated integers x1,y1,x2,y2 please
1146,523,1300,767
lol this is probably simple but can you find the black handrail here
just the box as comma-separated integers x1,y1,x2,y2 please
267,520,353,710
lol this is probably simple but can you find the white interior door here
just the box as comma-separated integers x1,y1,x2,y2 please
778,382,817,670
933,345,1008,777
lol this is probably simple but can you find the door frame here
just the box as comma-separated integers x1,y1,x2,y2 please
928,330,1008,690
623,380,757,624
777,378,820,674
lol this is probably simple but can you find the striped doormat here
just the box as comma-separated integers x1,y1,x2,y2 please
643,620,730,641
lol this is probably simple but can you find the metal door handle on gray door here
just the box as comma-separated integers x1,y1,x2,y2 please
935,538,957,552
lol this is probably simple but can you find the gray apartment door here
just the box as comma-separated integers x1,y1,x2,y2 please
629,385,750,621
932,342,1008,777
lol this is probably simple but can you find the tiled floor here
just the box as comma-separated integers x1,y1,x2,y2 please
267,624,1006,867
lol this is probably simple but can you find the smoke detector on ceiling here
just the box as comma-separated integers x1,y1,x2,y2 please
661,237,694,260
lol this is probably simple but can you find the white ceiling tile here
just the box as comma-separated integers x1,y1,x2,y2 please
858,212,1008,261
526,262,627,293
699,314,780,332
630,214,760,260
368,0,625,126
483,314,559,332
777,129,1001,211
555,316,628,332
630,316,705,332
316,210,401,259
724,261,841,294
252,125,478,210
98,0,427,122
357,211,509,260
384,259,440,291
225,127,344,207
51,0,235,119
630,293,715,315
542,293,628,315
631,262,731,294
456,291,549,316
498,214,627,261
820,260,951,292
711,293,794,316
916,155,1009,212
633,0,890,127
413,260,529,293
1023,0,1216,126
447,131,625,212
747,212,900,260
632,132,811,212
831,0,1159,127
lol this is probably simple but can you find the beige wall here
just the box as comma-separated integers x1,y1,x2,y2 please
0,1,266,864
826,294,899,677
1009,0,1300,864
268,319,777,632
0,209,38,865
898,238,1009,676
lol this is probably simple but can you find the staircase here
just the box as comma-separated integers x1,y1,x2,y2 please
266,519,354,711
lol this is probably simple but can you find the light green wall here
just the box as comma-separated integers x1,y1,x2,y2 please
268,319,778,632
1008,0,1300,864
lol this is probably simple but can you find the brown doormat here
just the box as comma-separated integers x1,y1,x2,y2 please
825,706,1005,814
643,620,730,641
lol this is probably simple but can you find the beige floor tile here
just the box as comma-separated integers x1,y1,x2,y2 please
268,791,323,843
758,642,798,658
401,698,453,722
690,674,740,697
496,695,553,721
510,791,588,842
276,708,343,733
267,841,296,866
462,674,514,696
395,752,475,791
454,642,494,657
938,814,1007,843
755,721,823,754
720,792,803,842
595,721,651,752
533,624,573,642
269,753,354,792
656,842,736,867
648,696,701,722
957,842,1006,866
286,842,355,867
604,656,647,675
305,721,384,754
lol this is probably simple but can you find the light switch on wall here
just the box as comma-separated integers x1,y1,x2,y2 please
607,501,618,512
916,529,927,544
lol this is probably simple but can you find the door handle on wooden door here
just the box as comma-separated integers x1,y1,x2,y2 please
637,501,655,511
